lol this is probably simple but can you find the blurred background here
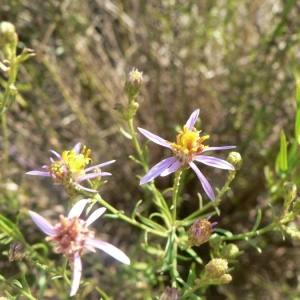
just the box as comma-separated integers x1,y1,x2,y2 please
1,0,300,299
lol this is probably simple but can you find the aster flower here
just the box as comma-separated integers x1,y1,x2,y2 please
29,199,130,296
138,109,235,200
187,216,217,248
26,143,115,193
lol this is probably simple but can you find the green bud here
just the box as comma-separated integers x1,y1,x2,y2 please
0,21,18,59
124,67,143,100
0,22,17,47
221,243,239,259
203,258,228,279
227,152,242,171
283,182,297,209
209,233,222,249
220,274,232,284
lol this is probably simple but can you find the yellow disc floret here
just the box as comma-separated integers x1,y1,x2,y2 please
61,145,92,174
168,125,209,165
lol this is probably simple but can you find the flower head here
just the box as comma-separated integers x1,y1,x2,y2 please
138,109,235,200
124,67,143,100
26,143,115,194
29,199,130,296
9,241,25,262
203,258,229,279
187,216,217,248
158,286,181,300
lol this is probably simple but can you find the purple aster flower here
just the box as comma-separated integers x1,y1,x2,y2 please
29,199,130,296
26,143,115,193
187,216,218,247
138,109,235,200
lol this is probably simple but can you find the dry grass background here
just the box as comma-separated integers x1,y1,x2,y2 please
1,0,300,299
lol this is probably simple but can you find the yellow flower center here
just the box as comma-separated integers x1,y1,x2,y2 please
168,125,209,165
61,145,92,174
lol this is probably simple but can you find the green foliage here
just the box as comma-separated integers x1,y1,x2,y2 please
1,0,300,299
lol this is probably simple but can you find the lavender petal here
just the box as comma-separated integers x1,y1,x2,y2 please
140,157,177,185
137,127,171,148
68,199,89,219
70,252,82,296
85,160,116,172
86,239,130,265
160,159,181,177
185,109,200,130
194,155,235,170
26,171,50,177
29,211,55,236
189,162,215,201
86,207,106,227
73,143,82,154
202,146,236,153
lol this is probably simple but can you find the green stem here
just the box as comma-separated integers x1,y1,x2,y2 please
93,194,168,238
214,171,236,202
172,171,182,224
1,112,8,183
221,222,278,241
0,50,18,113
62,257,69,284
128,118,143,163
170,231,179,287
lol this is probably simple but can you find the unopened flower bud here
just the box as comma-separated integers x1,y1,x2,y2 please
221,243,239,259
0,22,17,47
227,152,242,171
220,274,232,284
204,258,228,279
0,22,18,59
283,182,297,209
158,286,181,300
186,217,217,248
9,241,25,262
209,233,222,249
124,67,143,100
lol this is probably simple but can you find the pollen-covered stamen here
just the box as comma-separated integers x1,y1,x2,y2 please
168,125,209,165
61,145,92,174
47,215,95,261
49,161,68,183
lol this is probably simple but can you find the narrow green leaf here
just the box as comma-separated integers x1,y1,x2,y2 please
119,126,132,139
251,209,262,232
131,200,142,219
245,238,262,253
12,279,22,289
21,273,31,294
4,291,16,300
276,130,288,172
137,213,166,231
0,214,25,242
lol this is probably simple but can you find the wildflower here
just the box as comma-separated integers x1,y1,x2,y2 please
26,143,115,194
29,199,130,296
124,67,143,99
9,241,25,262
138,109,235,200
187,216,217,248
158,286,181,300
203,258,228,279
